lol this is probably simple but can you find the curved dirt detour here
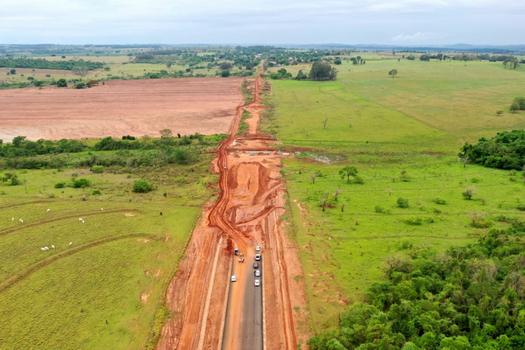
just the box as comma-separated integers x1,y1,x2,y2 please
157,74,306,349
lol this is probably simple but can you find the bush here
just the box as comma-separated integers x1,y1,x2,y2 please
404,217,423,226
92,189,102,195
220,70,231,78
133,179,153,193
54,182,66,189
462,188,474,200
270,68,292,80
2,173,20,186
90,165,104,174
56,78,67,87
397,197,409,208
470,214,492,228
375,205,390,214
432,198,447,205
510,97,525,112
71,178,90,188
74,81,87,89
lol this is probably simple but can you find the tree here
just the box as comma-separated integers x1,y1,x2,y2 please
334,57,342,65
389,69,398,79
309,61,337,81
220,70,231,78
339,166,358,184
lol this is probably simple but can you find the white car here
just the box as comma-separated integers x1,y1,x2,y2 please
255,254,261,261
231,274,237,282
255,245,261,252
254,269,261,277
254,278,261,287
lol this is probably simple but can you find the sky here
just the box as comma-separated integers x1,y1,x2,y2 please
0,0,524,45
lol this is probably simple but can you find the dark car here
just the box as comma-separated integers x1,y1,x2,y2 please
253,262,259,269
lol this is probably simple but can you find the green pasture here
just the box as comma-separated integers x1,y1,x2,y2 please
0,154,216,349
268,59,525,331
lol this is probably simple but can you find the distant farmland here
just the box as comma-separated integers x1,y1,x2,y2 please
0,77,243,141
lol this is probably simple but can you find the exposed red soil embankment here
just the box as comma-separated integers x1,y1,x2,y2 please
157,75,307,350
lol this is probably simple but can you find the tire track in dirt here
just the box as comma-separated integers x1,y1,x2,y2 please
0,233,158,293
156,73,304,350
0,208,140,237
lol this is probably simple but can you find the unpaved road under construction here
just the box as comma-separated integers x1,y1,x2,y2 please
156,74,307,349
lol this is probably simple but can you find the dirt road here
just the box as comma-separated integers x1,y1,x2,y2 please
157,74,306,350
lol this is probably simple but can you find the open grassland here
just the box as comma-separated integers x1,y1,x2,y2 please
267,59,525,331
0,151,217,349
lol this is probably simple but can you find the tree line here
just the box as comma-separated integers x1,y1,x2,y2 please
0,57,104,71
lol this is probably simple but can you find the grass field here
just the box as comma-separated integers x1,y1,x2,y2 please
0,149,217,349
267,59,525,331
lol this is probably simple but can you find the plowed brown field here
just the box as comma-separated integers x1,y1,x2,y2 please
0,78,243,141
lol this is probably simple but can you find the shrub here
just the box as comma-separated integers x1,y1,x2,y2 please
509,97,525,112
432,198,447,205
404,217,423,226
462,188,474,200
54,182,66,189
133,179,153,193
92,189,102,195
220,70,231,78
74,81,87,89
517,204,525,211
2,173,20,186
375,205,389,214
470,214,492,228
399,170,411,182
71,178,90,188
56,78,67,87
90,165,104,174
397,197,409,208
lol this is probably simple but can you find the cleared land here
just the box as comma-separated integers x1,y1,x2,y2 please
265,59,525,331
0,77,243,141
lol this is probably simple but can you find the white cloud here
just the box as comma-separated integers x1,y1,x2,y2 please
391,32,444,43
0,0,523,44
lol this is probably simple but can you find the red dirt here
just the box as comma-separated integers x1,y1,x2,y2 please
0,77,243,141
157,74,306,349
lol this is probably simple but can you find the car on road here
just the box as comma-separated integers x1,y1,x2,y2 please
255,253,261,261
255,245,261,252
253,262,259,269
254,279,261,287
254,269,261,277
231,274,237,282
